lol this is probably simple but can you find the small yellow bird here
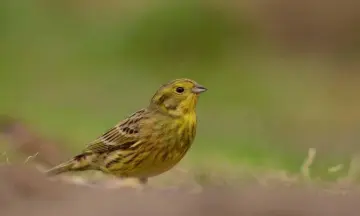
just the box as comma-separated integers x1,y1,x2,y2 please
45,78,207,185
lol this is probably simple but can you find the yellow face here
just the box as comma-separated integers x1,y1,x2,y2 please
150,78,207,116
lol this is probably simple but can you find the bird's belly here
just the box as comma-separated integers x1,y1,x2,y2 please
128,150,187,178
103,145,191,178
145,155,186,177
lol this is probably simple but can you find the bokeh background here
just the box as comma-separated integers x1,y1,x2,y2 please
1,0,360,183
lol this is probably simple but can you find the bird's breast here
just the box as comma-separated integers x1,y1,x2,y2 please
130,113,197,178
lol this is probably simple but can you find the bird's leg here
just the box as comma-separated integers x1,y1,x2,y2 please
139,177,148,185
129,177,149,191
103,176,148,191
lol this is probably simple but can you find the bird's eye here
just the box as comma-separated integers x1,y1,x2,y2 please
175,87,184,94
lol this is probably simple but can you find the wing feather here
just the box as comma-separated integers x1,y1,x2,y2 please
83,109,146,153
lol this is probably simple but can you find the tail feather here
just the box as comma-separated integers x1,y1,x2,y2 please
45,159,77,176
45,153,97,176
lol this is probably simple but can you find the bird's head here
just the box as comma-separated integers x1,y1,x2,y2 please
150,78,207,116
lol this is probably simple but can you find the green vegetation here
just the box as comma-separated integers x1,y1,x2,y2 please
1,1,358,182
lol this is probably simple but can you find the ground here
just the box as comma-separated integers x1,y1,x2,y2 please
0,164,360,216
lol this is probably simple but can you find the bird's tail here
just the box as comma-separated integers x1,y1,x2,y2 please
45,153,97,176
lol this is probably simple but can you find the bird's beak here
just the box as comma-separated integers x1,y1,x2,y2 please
192,84,207,94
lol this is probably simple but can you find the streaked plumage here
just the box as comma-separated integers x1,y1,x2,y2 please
45,78,207,184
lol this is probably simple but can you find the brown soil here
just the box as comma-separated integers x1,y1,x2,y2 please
0,164,360,216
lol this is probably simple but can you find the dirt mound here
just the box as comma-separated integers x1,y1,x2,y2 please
0,115,71,167
0,165,360,216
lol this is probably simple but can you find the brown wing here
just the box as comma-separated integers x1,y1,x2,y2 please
82,109,147,153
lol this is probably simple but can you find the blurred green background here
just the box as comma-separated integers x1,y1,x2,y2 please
1,0,360,181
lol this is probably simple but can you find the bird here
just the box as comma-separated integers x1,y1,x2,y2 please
45,78,207,186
